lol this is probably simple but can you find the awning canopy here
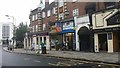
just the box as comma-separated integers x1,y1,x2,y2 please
60,29,75,34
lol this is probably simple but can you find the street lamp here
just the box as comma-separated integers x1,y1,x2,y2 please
5,15,15,25
5,15,16,48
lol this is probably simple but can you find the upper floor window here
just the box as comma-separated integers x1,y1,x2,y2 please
53,7,56,14
32,26,34,32
104,2,115,9
59,13,64,20
73,8,79,16
43,24,46,30
72,0,77,2
47,10,51,17
42,12,46,18
32,15,34,21
36,25,38,32
58,0,63,7
36,14,38,20
85,3,96,14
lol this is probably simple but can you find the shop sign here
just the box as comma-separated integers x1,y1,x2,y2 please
50,26,61,33
93,27,120,33
76,15,89,26
63,21,74,30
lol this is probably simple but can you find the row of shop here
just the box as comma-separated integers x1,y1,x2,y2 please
24,8,120,53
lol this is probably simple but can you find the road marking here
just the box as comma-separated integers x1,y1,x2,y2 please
48,62,70,66
24,58,30,60
48,63,57,66
34,60,41,63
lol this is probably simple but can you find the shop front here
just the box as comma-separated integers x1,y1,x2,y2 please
49,21,62,51
92,8,120,53
24,32,50,50
60,19,76,51
74,15,93,52
94,27,120,52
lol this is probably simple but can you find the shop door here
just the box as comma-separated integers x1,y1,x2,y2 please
79,34,90,51
78,26,90,52
65,34,74,50
98,34,108,51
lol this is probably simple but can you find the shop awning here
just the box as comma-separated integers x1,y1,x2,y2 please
60,29,75,34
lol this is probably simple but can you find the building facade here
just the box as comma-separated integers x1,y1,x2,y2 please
24,0,57,50
0,22,14,45
24,0,120,52
92,2,120,53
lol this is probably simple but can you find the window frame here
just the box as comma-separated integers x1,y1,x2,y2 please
73,8,79,16
58,0,63,7
53,7,56,15
47,10,51,17
42,12,46,18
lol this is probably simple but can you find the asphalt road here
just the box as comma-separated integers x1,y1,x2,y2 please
1,45,120,68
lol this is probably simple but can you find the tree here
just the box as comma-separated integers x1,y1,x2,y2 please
15,22,27,43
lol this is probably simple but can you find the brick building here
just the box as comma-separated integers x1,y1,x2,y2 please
24,0,120,52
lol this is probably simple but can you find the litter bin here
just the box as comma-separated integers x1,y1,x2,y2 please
41,46,46,54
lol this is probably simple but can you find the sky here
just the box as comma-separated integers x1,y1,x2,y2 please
0,0,54,26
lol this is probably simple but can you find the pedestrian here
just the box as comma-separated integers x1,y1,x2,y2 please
55,39,59,50
31,43,35,51
66,40,69,50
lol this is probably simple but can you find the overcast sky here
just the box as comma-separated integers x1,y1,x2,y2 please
0,0,54,26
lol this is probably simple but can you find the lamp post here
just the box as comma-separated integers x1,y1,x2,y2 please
5,15,15,25
5,15,16,49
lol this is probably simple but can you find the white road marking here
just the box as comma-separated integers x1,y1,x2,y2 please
48,63,57,66
24,58,30,60
34,60,41,63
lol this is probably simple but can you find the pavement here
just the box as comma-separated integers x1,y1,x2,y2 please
3,47,120,65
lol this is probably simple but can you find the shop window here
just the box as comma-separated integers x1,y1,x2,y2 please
36,37,39,45
40,37,42,42
44,37,46,45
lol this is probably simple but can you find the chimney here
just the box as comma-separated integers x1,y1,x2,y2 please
45,0,49,7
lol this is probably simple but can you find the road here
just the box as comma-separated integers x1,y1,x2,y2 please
1,45,120,68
